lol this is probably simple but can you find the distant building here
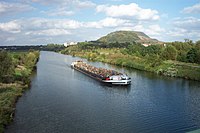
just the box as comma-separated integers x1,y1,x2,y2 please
142,43,151,47
64,42,77,47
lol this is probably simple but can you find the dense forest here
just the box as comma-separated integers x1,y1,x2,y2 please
61,39,200,81
0,50,39,133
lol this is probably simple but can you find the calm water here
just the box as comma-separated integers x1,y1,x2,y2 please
5,51,200,133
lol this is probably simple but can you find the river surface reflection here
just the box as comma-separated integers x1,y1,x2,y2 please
5,51,200,133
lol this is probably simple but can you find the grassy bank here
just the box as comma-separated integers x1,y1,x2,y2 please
0,51,39,133
61,47,200,81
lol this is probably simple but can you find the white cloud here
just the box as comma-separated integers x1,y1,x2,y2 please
23,18,83,30
173,17,200,30
135,24,164,36
47,8,74,16
0,1,33,16
31,0,95,8
167,28,187,37
32,0,95,17
96,3,159,21
182,3,200,14
85,17,131,28
166,17,200,41
75,0,96,8
26,29,71,36
21,17,131,30
6,37,15,42
0,20,21,33
148,25,165,35
114,24,165,40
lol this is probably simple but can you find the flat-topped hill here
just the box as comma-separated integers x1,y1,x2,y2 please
97,31,160,44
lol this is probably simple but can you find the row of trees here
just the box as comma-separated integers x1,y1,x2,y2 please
62,39,200,64
122,40,200,64
77,41,132,50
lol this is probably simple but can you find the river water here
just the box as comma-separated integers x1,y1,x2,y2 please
5,51,200,133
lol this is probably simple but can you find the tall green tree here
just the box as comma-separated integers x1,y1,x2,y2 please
161,45,177,60
0,51,14,81
196,50,200,64
126,44,145,56
196,40,200,49
145,45,162,55
186,48,197,63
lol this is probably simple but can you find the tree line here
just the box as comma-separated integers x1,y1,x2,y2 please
70,40,200,64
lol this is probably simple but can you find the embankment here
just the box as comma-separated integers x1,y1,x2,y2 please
61,49,200,81
0,51,40,133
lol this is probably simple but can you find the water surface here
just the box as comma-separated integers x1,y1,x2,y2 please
5,51,200,133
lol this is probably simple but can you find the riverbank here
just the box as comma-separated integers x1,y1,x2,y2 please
61,48,200,81
0,51,39,133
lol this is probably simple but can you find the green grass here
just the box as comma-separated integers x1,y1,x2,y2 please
0,83,27,133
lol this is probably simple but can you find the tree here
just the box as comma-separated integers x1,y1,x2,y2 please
161,45,177,60
186,48,197,63
196,40,200,49
196,50,200,64
145,45,162,55
126,43,145,56
177,51,187,62
24,52,37,69
0,51,14,82
184,39,193,45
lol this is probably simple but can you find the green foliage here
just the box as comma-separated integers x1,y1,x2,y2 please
23,52,38,69
144,45,162,55
177,51,187,62
186,48,197,63
125,43,145,56
0,51,39,83
46,44,64,51
105,42,132,48
197,50,200,64
184,39,194,45
77,42,95,50
0,84,25,133
62,38,200,81
0,51,14,82
172,41,191,51
196,40,200,49
145,54,163,67
161,45,177,60
0,51,39,132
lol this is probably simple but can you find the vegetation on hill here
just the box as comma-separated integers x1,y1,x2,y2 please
97,31,160,44
61,39,200,81
0,50,39,133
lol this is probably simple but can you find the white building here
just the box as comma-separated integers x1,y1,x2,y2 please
142,43,151,47
64,42,77,47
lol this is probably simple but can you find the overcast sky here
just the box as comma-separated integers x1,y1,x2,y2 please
0,0,200,46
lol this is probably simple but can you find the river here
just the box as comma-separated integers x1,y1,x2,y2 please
5,51,200,133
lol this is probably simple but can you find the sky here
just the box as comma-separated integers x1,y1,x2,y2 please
0,0,200,46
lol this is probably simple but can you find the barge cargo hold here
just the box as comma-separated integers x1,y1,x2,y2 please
71,61,131,85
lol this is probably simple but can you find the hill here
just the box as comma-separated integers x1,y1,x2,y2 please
97,31,161,44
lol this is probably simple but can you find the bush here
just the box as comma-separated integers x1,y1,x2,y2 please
161,45,177,60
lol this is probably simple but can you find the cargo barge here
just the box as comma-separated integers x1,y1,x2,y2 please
71,61,131,85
